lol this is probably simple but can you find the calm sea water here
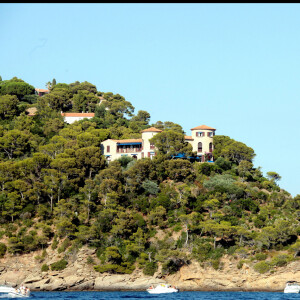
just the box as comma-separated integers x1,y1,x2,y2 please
2,291,297,300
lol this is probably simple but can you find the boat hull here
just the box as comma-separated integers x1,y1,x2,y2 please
147,290,178,294
284,287,300,293
147,286,179,294
0,285,30,297
284,281,300,293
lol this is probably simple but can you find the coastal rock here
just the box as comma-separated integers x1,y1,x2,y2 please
64,275,84,288
42,277,65,291
69,280,94,291
1,246,299,292
94,275,131,290
0,270,26,286
23,274,43,284
94,274,166,291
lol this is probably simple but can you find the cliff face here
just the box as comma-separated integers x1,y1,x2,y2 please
0,246,298,292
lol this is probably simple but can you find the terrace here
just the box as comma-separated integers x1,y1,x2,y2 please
116,142,143,153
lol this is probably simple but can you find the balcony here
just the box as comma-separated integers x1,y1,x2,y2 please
117,147,143,153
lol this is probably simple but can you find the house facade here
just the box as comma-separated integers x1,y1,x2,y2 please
61,112,95,124
35,88,50,97
185,125,216,161
101,125,216,162
101,127,162,162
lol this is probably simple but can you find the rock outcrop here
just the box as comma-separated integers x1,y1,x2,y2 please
0,246,299,292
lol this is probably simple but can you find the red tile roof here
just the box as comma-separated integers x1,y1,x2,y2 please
113,139,143,143
185,135,193,140
191,125,216,131
61,113,95,117
141,127,162,133
35,88,49,93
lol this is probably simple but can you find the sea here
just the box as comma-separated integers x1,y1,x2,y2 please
1,291,298,300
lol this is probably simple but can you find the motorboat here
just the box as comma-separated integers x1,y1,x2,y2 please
147,283,179,294
284,281,300,293
0,285,16,294
0,285,30,297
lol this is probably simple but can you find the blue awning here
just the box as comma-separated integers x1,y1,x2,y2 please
171,153,201,160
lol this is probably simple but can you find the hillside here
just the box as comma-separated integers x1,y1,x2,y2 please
0,76,299,291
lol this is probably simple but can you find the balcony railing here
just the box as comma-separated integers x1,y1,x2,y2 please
198,149,213,153
117,147,143,153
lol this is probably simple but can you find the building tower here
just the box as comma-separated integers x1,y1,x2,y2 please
141,127,162,159
190,125,216,162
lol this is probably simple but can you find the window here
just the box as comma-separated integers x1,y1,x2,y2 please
148,152,155,159
207,132,213,137
209,142,213,152
107,145,110,153
196,132,204,137
198,142,202,152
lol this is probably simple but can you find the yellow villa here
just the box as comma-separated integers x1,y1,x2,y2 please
101,125,216,162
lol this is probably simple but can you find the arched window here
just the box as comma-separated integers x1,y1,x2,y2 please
209,142,213,152
198,142,202,152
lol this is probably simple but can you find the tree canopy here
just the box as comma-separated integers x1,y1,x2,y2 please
0,75,295,278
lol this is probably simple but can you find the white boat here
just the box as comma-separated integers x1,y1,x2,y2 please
147,284,179,294
284,281,300,293
0,285,30,297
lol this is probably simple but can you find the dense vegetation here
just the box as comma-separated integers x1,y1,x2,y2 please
0,76,299,276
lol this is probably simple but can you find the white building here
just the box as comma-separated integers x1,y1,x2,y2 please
101,127,162,162
61,112,95,124
185,125,216,161
35,88,49,97
101,125,216,162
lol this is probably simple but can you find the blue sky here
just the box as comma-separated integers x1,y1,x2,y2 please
1,3,300,196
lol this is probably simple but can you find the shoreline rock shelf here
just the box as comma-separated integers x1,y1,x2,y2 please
0,246,296,292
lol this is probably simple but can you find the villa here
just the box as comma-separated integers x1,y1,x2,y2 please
101,125,216,162
35,88,49,97
61,112,95,124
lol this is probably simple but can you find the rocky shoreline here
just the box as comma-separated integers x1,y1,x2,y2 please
0,246,298,292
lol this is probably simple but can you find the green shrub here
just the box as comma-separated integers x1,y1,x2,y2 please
51,236,58,250
143,261,158,276
161,258,184,275
22,234,37,252
41,264,49,272
192,242,212,262
8,237,24,254
94,263,135,274
253,214,267,228
57,238,71,253
271,254,292,267
137,252,148,267
94,264,120,274
253,261,271,274
211,259,222,270
227,245,238,256
235,247,249,259
255,253,267,261
237,260,244,269
50,259,68,271
173,224,182,232
0,242,7,258
96,248,106,263
87,256,95,265
210,247,225,260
